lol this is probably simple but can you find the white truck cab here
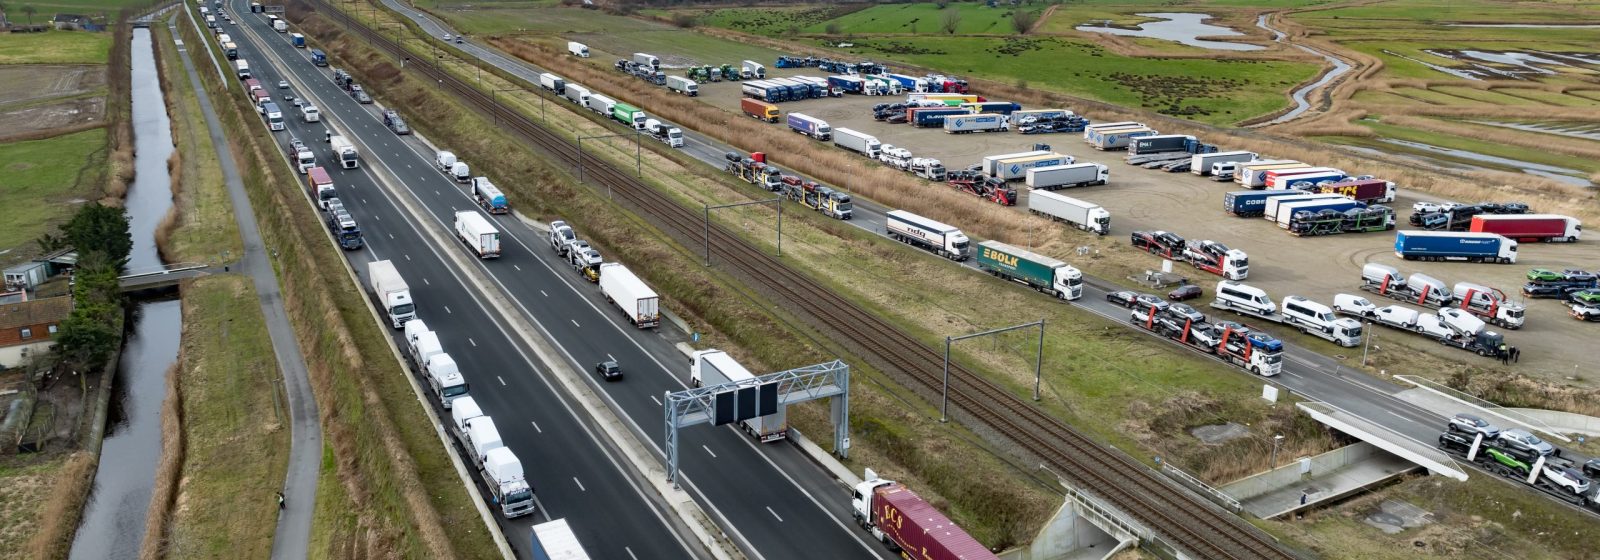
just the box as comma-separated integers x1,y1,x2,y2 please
425,353,470,408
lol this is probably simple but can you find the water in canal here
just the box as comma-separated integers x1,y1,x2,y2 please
1077,13,1265,51
68,27,180,560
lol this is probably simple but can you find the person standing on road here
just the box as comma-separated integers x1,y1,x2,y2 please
1499,343,1509,365
1510,346,1520,363
276,491,285,510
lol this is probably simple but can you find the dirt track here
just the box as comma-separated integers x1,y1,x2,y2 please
674,66,1600,381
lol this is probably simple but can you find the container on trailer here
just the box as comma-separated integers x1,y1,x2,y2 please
1395,231,1518,263
1306,178,1395,204
740,98,780,122
832,128,882,159
1024,163,1108,189
1236,161,1311,187
1027,190,1110,235
976,240,1082,300
454,211,502,259
598,263,660,328
990,153,1074,181
1222,189,1315,217
1469,214,1581,242
538,73,565,94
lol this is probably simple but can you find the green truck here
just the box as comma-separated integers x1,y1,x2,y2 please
611,103,646,129
976,240,1083,301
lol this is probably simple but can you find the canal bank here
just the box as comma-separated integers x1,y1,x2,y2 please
68,26,181,560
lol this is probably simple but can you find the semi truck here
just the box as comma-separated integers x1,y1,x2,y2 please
1263,167,1345,190
643,119,684,148
611,103,646,129
562,83,590,106
740,98,780,122
1452,282,1525,329
367,260,416,328
1087,126,1157,150
786,113,832,140
1236,161,1310,188
1128,134,1196,155
908,107,970,128
305,166,335,208
690,349,786,442
471,177,508,214
598,263,660,328
585,93,615,117
976,241,1082,300
1191,151,1256,176
988,153,1074,181
632,53,660,69
1396,231,1518,264
310,49,327,66
827,75,865,94
450,405,535,519
852,469,999,560
538,73,565,94
943,113,1008,134
1360,264,1456,308
424,353,469,409
666,75,698,96
1181,240,1250,280
530,519,589,560
741,60,766,79
1081,121,1143,141
1024,163,1108,190
886,210,970,261
454,211,502,259
1306,178,1396,204
263,102,284,131
1469,214,1581,243
1027,190,1110,235
567,41,589,57
330,135,358,169
1222,189,1314,218
832,128,881,159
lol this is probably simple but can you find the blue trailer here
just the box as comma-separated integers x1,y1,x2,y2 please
1222,190,1308,217
1395,231,1518,264
310,49,328,67
827,75,865,94
886,73,922,91
741,81,784,103
911,108,969,128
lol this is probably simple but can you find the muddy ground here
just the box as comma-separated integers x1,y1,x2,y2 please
0,65,107,138
682,67,1600,381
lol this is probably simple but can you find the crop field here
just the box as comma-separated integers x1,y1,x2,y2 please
0,32,112,65
0,129,104,255
798,2,1030,35
642,5,860,37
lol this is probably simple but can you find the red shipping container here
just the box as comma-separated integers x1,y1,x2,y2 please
873,484,998,560
1470,214,1579,242
1312,178,1393,204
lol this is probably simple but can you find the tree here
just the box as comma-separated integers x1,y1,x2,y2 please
63,202,132,269
56,252,122,369
940,7,961,34
824,22,839,35
20,3,35,25
1011,9,1039,34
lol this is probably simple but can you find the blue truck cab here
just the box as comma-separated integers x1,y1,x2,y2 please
310,49,328,67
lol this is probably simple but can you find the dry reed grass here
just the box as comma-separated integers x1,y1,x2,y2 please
139,363,185,560
155,151,182,264
103,18,136,205
24,451,97,560
1381,115,1600,161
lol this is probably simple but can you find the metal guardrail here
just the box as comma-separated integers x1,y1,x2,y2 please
1394,374,1571,442
1163,463,1243,513
119,262,208,279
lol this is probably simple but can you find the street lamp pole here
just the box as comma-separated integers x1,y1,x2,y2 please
1362,322,1374,366
1271,434,1284,467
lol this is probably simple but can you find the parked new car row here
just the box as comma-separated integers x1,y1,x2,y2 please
1439,413,1599,507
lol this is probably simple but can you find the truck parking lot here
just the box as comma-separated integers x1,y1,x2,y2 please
682,65,1600,374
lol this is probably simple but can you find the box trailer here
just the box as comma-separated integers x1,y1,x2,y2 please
1264,193,1346,222
1264,167,1345,189
1192,151,1257,176
1028,190,1110,235
632,53,660,69
585,93,615,116
598,263,660,328
1223,189,1317,218
886,210,969,260
538,73,565,94
1237,161,1312,187
981,150,1052,176
454,211,501,259
690,350,786,442
666,75,698,96
976,240,1082,300
853,471,1000,560
959,101,1022,115
908,107,969,128
1395,231,1518,263
1129,134,1197,155
305,166,335,208
562,83,590,106
943,113,1008,134
367,260,415,328
989,153,1075,181
567,41,589,57
740,98,780,122
786,113,832,140
531,519,589,560
1469,214,1581,243
1024,163,1108,190
832,128,881,159
611,102,646,129
1306,178,1395,204
1088,126,1157,150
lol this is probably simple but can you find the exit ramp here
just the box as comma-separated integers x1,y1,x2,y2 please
1297,402,1468,481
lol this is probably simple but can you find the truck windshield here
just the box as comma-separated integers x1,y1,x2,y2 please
1347,325,1363,339
442,384,469,398
1066,276,1083,288
1232,256,1249,267
320,189,337,200
505,489,533,505
393,303,416,316
1263,352,1283,364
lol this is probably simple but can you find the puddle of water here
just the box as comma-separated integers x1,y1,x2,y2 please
1077,13,1265,51
69,27,178,560
1471,120,1600,142
1258,14,1352,124
1378,138,1594,187
1381,49,1483,80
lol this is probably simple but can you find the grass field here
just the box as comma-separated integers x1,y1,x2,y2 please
162,274,288,559
843,35,1316,123
0,453,71,555
155,23,240,264
800,2,1029,35
1358,118,1600,173
0,128,104,257
644,5,852,37
0,31,112,65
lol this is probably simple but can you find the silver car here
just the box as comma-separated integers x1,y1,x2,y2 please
1498,429,1555,456
1447,413,1501,438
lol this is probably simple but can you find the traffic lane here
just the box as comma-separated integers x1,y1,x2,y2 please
226,19,693,558
233,19,889,556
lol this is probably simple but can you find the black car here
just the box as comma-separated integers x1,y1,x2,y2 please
1522,283,1577,299
594,360,621,381
1105,290,1139,308
1437,431,1475,454
1584,458,1600,479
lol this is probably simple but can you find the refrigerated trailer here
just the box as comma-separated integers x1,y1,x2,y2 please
886,210,970,261
1027,190,1110,235
598,263,660,328
690,350,786,442
1024,163,1108,190
1191,151,1256,176
1469,214,1581,243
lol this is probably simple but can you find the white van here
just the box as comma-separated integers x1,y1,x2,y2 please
1215,281,1276,315
301,104,320,123
1333,294,1377,318
1374,305,1419,329
1282,296,1336,329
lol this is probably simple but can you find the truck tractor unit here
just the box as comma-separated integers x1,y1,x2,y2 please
1181,240,1249,280
786,113,832,140
367,260,416,328
1452,282,1525,329
909,157,947,181
330,135,359,169
1130,230,1186,260
644,119,684,148
852,469,999,560
944,170,1015,206
976,241,1083,301
1360,264,1456,308
1028,190,1110,235
1395,231,1518,264
887,210,969,261
1280,296,1363,347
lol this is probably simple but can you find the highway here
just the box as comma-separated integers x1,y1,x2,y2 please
224,5,898,559
377,0,1600,514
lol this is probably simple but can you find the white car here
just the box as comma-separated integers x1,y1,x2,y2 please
1333,294,1376,318
278,80,290,89
1541,464,1590,495
1412,201,1459,214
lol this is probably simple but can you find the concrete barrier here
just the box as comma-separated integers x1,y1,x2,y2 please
1221,442,1382,501
1507,408,1600,437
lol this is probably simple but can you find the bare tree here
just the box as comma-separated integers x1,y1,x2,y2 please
940,7,961,34
22,3,37,25
1011,9,1039,34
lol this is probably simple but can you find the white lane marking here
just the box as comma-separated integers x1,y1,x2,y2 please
403,253,409,260
766,507,783,522
702,445,717,458
607,353,615,361
650,395,661,406
388,233,394,239
444,305,452,314
468,338,477,347
498,376,506,386
513,264,521,271
531,421,541,433
573,477,586,492
571,319,580,327
422,277,430,285
625,547,639,560
540,290,548,297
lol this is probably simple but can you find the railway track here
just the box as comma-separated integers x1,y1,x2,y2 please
310,3,1300,558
